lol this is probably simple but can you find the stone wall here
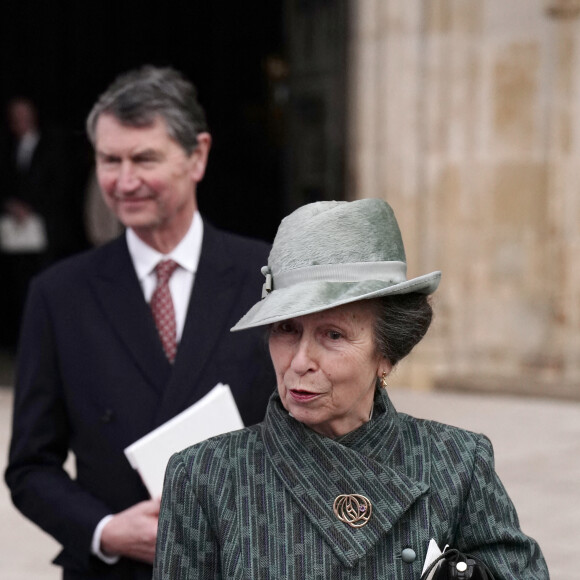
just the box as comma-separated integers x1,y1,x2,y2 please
348,0,580,398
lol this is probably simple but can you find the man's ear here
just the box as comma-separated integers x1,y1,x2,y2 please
189,132,212,182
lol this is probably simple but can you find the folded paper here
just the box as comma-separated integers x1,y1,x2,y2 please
124,383,243,497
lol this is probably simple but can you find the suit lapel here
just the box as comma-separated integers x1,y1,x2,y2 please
155,223,240,421
262,392,430,569
89,225,245,420
90,236,172,393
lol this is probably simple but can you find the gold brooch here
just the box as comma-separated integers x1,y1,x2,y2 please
333,494,372,528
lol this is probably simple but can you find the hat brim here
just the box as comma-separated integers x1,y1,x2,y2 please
231,271,441,331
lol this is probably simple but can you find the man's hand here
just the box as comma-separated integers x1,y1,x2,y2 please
100,498,161,564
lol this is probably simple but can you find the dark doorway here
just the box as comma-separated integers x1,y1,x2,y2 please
0,1,349,247
0,1,287,246
284,0,348,210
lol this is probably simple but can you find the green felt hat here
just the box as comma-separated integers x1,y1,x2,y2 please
231,199,441,331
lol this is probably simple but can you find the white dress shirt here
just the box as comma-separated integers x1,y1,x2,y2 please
126,211,203,341
91,212,203,563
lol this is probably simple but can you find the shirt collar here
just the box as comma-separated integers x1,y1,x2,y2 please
126,211,204,281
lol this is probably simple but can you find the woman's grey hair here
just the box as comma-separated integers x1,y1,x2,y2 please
372,293,433,366
86,66,208,154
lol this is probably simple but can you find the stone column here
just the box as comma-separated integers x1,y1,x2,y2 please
543,0,580,384
348,0,580,396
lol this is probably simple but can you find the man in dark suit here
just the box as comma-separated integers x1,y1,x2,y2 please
5,66,275,579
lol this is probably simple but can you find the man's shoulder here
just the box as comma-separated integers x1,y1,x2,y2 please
32,236,126,289
204,221,271,263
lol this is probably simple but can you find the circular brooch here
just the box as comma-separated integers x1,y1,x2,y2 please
333,494,372,528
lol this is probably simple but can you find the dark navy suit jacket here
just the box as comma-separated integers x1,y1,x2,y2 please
5,221,275,579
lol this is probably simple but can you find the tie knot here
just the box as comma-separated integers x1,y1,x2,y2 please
154,259,179,285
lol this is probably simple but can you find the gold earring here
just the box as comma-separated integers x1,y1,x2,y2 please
380,371,388,389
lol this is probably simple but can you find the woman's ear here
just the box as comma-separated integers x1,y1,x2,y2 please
377,359,392,378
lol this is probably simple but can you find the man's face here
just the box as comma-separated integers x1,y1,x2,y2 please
94,114,209,241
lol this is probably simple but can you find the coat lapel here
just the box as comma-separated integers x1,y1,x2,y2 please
89,236,172,393
262,391,430,569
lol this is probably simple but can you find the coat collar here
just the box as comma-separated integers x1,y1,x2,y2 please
262,390,430,568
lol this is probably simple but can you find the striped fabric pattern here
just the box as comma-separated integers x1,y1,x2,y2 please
154,390,548,579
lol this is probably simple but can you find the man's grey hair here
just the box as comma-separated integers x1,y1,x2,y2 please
86,66,208,154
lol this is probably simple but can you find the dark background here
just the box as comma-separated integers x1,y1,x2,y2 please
0,0,287,249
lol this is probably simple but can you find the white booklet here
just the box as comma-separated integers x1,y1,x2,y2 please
124,383,243,498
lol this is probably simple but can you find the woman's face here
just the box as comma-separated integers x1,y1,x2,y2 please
269,302,391,438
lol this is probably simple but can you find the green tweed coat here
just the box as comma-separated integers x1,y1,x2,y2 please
154,390,548,579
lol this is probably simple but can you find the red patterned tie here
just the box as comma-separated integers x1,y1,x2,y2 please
150,259,179,363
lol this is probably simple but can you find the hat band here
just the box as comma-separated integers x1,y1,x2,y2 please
262,261,408,298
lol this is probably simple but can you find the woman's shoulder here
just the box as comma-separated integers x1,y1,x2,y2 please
162,425,266,510
171,423,264,472
395,414,498,503
397,412,493,462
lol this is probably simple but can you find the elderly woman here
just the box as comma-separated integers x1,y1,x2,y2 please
154,199,548,579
